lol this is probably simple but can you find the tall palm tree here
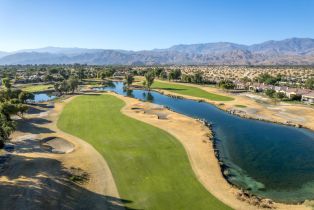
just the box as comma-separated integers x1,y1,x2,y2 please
124,73,134,89
144,71,155,91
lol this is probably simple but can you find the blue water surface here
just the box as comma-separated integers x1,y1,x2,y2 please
96,82,314,203
33,92,56,102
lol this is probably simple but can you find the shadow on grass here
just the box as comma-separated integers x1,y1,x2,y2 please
81,93,102,96
156,87,187,91
0,155,137,210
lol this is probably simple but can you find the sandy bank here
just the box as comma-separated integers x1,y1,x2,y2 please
0,96,122,209
111,92,311,210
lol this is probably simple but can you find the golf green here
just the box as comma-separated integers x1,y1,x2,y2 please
58,94,231,210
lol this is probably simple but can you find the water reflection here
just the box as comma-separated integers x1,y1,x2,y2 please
124,89,135,98
142,92,154,102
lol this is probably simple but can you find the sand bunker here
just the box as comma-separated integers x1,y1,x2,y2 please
41,137,74,154
131,103,169,119
146,105,169,119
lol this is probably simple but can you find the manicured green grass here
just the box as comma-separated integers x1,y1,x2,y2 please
58,95,231,210
151,81,234,101
22,84,53,92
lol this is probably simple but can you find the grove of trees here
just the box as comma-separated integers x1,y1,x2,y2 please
0,78,32,148
305,78,314,90
218,80,235,89
168,69,182,81
255,73,281,85
54,77,79,95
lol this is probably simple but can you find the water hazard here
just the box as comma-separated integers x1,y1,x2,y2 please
32,92,56,102
96,82,314,203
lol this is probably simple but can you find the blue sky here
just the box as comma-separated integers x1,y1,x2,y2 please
0,0,313,51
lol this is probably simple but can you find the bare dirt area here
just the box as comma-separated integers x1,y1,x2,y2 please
0,97,124,210
228,93,314,129
111,92,311,210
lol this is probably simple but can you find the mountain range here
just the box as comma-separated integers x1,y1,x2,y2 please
1,38,314,65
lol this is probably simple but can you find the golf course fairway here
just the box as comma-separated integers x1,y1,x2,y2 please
57,94,231,210
151,81,234,101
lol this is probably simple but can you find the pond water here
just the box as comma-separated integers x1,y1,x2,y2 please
32,92,56,102
95,82,314,203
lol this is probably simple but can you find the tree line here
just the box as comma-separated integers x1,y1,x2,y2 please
0,78,34,148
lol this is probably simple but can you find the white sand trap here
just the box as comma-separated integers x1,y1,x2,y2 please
41,137,74,154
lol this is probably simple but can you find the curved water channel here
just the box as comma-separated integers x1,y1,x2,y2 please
96,82,314,203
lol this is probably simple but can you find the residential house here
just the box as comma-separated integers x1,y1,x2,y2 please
235,82,247,90
285,88,311,99
249,83,273,92
113,71,126,78
302,91,314,104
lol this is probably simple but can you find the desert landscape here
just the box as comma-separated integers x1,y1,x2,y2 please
1,1,314,209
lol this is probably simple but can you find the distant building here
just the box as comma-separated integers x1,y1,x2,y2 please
234,82,248,90
285,88,311,99
302,91,314,104
248,83,314,103
113,71,126,78
249,83,273,92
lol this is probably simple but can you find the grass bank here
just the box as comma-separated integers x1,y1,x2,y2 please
22,84,53,92
151,81,234,101
57,94,231,210
235,104,247,108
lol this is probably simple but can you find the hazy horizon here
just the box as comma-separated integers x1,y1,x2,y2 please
1,37,313,53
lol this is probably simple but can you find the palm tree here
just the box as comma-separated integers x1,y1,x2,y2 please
144,71,155,91
124,73,134,89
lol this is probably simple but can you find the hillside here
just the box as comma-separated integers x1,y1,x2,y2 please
1,38,314,65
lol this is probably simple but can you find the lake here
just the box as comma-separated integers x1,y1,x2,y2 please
95,82,314,203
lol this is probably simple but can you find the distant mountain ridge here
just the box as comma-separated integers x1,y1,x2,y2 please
14,47,106,55
0,51,9,58
1,38,314,65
